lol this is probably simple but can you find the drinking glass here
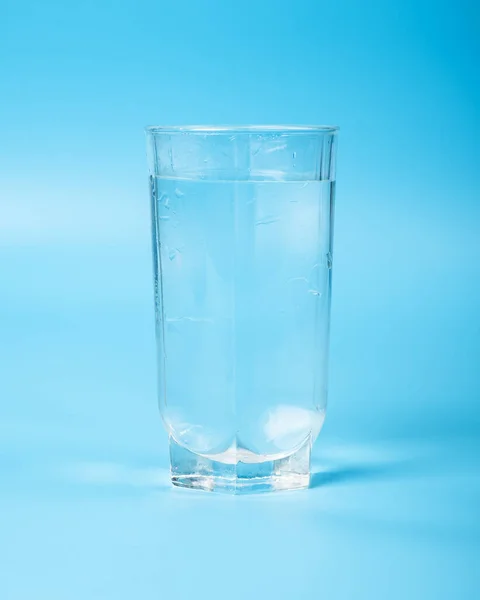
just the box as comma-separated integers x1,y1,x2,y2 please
146,125,338,493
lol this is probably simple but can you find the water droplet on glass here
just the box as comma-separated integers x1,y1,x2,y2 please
175,188,184,198
159,216,170,221
168,246,184,261
308,289,321,296
255,215,280,226
326,252,333,269
149,175,156,198
159,193,170,209
265,143,287,154
293,151,297,159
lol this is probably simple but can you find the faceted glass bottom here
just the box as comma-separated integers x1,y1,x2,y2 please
169,436,311,494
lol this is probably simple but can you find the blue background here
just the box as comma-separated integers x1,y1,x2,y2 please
1,1,479,598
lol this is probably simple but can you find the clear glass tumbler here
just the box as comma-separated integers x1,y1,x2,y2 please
146,125,338,493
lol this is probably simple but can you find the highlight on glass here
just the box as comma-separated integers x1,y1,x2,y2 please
146,125,339,493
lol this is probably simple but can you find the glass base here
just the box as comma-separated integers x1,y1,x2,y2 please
169,436,311,494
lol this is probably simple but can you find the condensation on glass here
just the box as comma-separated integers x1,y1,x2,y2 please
146,125,339,493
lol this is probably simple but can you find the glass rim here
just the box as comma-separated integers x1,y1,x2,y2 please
145,124,339,135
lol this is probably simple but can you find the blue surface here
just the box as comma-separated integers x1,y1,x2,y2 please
1,0,479,598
